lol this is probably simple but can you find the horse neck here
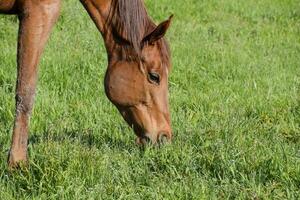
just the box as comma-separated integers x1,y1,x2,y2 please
81,0,111,35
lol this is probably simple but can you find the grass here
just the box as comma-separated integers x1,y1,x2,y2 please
0,0,299,199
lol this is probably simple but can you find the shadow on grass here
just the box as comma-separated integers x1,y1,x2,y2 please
29,128,136,152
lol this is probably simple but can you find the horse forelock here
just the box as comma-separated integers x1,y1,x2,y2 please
107,0,171,67
108,0,148,54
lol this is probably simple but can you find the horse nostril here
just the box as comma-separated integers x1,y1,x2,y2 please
136,136,152,145
137,133,171,146
158,133,169,145
142,136,152,144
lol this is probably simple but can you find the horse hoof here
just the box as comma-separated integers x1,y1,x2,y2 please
7,150,28,169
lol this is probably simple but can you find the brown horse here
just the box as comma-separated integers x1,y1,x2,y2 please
0,0,173,167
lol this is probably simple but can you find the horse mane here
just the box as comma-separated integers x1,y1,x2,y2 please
107,0,171,67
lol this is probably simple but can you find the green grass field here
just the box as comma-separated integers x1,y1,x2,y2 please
0,0,299,199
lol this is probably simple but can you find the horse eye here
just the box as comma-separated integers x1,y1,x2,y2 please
148,72,160,85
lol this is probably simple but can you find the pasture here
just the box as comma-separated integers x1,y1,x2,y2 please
0,0,299,199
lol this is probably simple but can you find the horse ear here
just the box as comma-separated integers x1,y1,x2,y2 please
143,15,173,45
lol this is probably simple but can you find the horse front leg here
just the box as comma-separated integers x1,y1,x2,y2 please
8,0,61,168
